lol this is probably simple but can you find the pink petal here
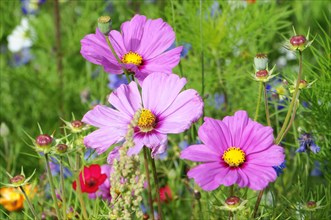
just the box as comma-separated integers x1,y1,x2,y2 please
107,147,120,165
242,163,277,190
84,127,125,154
120,14,146,52
214,167,239,187
180,144,220,162
137,18,176,58
109,30,126,56
156,89,203,134
222,110,249,147
187,162,225,191
108,81,142,118
82,105,130,128
240,119,275,154
237,168,250,188
142,73,186,115
135,131,167,151
198,117,232,155
246,145,285,166
140,46,183,75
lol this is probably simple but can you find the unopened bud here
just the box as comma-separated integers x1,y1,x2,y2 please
299,79,308,89
98,16,112,35
71,120,84,129
36,134,53,148
255,69,268,79
254,53,268,70
56,144,68,153
306,201,317,209
0,122,10,137
10,175,25,185
225,196,240,207
290,35,306,47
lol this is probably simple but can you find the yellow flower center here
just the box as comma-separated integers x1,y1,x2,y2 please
276,86,286,95
121,51,143,66
138,109,156,132
222,147,246,167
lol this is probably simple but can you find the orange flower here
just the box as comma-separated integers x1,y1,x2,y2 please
0,187,24,211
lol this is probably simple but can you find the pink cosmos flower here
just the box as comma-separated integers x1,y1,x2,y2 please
82,73,203,160
180,111,285,191
80,14,183,83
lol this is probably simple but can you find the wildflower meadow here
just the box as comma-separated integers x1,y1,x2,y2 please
1,0,331,219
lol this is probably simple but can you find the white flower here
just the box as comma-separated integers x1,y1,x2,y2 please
7,18,33,53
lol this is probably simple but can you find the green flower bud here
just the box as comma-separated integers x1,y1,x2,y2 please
254,53,268,70
56,144,68,154
10,175,25,185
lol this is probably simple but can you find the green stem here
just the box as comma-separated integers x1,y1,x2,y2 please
254,82,263,121
149,151,163,220
74,153,88,219
200,0,205,117
263,83,271,127
143,147,155,220
253,189,264,218
276,51,303,144
19,186,40,220
104,35,131,82
59,157,67,220
44,154,61,219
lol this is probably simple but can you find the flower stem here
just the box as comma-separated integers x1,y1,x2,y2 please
19,186,39,220
74,153,88,219
143,147,155,220
149,151,163,220
200,0,205,117
104,35,131,83
59,157,67,220
263,83,271,127
44,154,61,219
275,51,303,144
253,189,264,218
254,82,263,121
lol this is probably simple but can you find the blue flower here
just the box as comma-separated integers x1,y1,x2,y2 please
179,140,189,150
49,157,72,178
296,133,321,154
310,161,322,177
21,0,45,15
273,161,286,176
108,74,128,90
11,48,33,67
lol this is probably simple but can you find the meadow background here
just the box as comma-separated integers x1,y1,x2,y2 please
0,0,330,219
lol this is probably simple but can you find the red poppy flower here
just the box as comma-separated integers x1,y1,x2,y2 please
159,185,173,203
72,164,107,193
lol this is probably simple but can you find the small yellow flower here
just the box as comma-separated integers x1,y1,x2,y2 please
0,188,24,211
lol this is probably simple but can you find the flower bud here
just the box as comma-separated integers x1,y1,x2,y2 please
255,69,269,79
0,122,10,137
56,144,68,154
10,175,25,185
254,53,268,70
143,213,149,220
306,201,317,209
299,79,308,89
98,16,112,35
290,35,306,47
36,134,53,148
194,190,201,200
225,196,240,207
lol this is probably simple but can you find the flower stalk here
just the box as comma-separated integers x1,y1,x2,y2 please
44,154,61,219
19,186,39,220
143,147,155,220
59,157,67,220
254,82,263,121
276,51,303,144
149,151,163,220
74,153,88,219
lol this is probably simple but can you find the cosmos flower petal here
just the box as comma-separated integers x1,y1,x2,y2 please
137,17,176,58
84,127,125,155
156,89,203,133
109,30,127,56
240,120,274,154
237,168,250,188
140,46,183,75
246,145,285,166
82,105,130,128
187,162,227,191
142,73,186,115
180,144,220,162
215,168,239,186
108,81,142,118
120,14,146,51
222,110,249,147
198,117,232,154
127,140,144,156
243,164,277,190
107,147,120,164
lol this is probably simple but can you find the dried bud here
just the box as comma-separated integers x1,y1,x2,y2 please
98,16,112,35
36,134,53,147
225,196,241,207
254,53,268,70
56,144,68,154
10,175,25,185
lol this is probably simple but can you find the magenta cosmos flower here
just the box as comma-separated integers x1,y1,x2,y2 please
80,14,183,83
82,73,203,161
180,111,285,191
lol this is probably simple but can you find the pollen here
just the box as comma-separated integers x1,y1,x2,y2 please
121,51,143,66
137,109,156,132
222,147,246,167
